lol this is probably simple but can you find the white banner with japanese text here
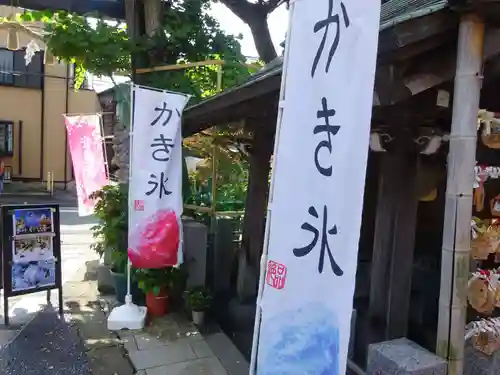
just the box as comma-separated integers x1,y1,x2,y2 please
128,85,189,267
64,114,109,217
255,1,380,375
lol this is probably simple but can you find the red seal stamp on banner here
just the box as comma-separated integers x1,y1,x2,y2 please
266,260,287,290
134,200,144,211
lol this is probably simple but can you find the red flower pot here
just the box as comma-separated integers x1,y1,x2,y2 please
146,289,169,317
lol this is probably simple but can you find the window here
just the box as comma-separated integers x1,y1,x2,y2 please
0,50,14,84
0,49,43,89
0,122,14,157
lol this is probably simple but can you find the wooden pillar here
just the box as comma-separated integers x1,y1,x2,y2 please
436,14,484,375
237,123,275,301
369,132,420,340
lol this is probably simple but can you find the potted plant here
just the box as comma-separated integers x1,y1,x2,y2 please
135,267,174,317
186,287,212,326
90,184,144,304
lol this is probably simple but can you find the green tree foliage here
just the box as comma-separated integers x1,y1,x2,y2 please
15,10,131,88
142,0,260,103
14,1,254,205
16,0,259,99
184,125,249,211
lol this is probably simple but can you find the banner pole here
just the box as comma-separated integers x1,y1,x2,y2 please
98,113,110,181
126,83,135,303
107,82,146,331
248,2,296,374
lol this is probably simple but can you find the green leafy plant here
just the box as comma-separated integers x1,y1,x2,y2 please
14,0,259,92
135,267,179,296
185,286,212,312
89,184,128,273
6,10,133,88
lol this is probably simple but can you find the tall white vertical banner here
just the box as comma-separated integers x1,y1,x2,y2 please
129,85,189,266
254,1,380,375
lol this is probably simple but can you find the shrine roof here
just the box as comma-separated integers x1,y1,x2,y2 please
183,0,450,135
380,0,448,30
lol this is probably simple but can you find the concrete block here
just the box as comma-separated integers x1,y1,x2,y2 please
213,218,235,294
183,219,208,288
367,338,447,375
465,341,500,375
191,340,214,358
204,332,249,375
97,258,114,295
145,357,227,375
128,341,196,370
134,334,168,351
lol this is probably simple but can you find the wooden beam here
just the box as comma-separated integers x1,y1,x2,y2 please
379,30,456,64
183,80,280,135
136,60,261,74
407,27,500,98
374,27,500,107
378,11,457,57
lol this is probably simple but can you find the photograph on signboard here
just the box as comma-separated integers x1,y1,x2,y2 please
12,236,53,263
11,260,56,292
13,208,53,235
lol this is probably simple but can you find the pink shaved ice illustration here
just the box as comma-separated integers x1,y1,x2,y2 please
128,209,179,269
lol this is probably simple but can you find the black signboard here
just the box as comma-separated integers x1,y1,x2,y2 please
1,204,63,325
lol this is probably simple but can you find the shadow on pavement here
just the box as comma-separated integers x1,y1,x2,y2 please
0,260,135,375
0,306,92,375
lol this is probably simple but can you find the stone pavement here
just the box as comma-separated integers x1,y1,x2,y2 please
63,263,137,375
66,261,250,375
0,259,136,375
113,312,249,375
1,255,250,375
0,196,251,374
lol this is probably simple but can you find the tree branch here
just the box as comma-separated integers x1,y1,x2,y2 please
218,0,259,24
261,0,283,12
218,0,278,62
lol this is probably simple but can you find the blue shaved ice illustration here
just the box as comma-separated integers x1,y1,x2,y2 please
257,303,340,375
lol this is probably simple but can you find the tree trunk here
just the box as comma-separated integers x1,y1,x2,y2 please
218,0,278,63
247,15,277,63
237,125,274,301
117,0,164,184
143,0,162,36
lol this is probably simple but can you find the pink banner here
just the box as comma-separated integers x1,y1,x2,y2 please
64,115,108,216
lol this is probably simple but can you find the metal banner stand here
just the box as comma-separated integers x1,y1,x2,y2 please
1,204,63,326
107,83,147,331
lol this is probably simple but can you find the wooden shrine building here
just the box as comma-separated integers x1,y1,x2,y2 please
183,0,500,369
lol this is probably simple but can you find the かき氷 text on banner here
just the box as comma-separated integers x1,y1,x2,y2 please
64,114,109,217
255,1,381,375
128,86,189,266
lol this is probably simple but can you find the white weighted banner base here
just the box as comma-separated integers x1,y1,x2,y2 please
107,295,147,331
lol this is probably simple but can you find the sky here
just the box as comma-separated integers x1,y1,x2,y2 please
93,3,289,92
210,3,289,59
